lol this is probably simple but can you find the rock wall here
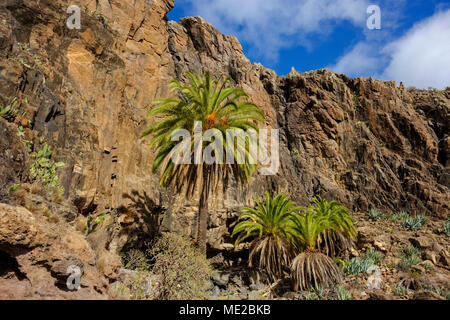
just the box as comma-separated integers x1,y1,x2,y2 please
0,0,448,262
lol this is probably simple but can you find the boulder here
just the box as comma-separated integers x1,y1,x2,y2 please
0,203,117,299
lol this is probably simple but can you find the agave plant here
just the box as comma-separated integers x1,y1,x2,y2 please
142,71,264,253
310,196,357,257
290,210,343,291
232,192,300,281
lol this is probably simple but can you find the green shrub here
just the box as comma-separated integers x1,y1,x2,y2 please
303,285,324,300
352,92,360,108
17,126,33,152
29,142,65,190
122,249,149,271
364,248,384,265
84,211,110,235
336,285,353,300
401,215,427,231
148,233,212,300
0,98,20,121
444,219,450,236
8,184,20,193
423,285,450,300
391,211,427,230
82,5,109,25
399,245,421,270
343,249,384,275
393,285,408,296
110,270,154,300
367,209,383,221
391,211,410,223
304,290,319,300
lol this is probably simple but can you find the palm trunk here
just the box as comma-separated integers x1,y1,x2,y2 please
197,165,209,255
197,190,208,254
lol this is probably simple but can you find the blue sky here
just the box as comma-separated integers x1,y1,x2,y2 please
168,0,450,89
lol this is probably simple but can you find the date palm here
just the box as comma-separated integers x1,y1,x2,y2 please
232,192,300,281
290,210,343,291
142,71,265,253
310,196,357,257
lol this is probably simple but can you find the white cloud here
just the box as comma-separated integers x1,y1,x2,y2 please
330,42,384,76
382,9,450,89
185,0,370,61
331,9,450,89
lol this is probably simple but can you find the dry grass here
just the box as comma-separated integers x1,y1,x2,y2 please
24,198,38,213
41,207,51,217
75,216,87,233
47,215,60,224
11,188,27,206
30,182,43,195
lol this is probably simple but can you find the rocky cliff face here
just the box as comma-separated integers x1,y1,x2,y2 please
0,0,448,299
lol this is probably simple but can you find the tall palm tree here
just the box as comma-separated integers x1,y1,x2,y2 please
232,192,300,281
290,210,343,290
310,196,357,257
142,71,265,253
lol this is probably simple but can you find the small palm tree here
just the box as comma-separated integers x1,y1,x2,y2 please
142,71,265,253
290,210,343,291
310,196,357,257
232,192,300,281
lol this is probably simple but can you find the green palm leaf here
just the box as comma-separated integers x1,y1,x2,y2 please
142,71,265,253
232,192,300,281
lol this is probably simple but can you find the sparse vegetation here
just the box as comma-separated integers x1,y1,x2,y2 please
302,285,324,300
401,215,427,231
82,6,110,26
8,184,20,193
17,126,33,152
399,245,421,270
336,285,353,300
343,249,384,275
398,270,422,290
423,284,450,300
110,270,154,300
121,249,149,271
352,92,360,108
394,285,408,296
292,147,301,158
391,211,410,223
443,219,450,236
0,98,21,121
147,233,212,300
29,142,65,191
12,43,46,72
304,290,320,300
84,211,110,235
391,211,427,231
368,208,384,221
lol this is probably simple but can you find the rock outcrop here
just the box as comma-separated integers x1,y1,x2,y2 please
0,0,448,298
0,203,118,299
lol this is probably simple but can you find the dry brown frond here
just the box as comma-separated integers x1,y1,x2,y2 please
249,235,294,282
291,251,343,291
319,230,355,257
